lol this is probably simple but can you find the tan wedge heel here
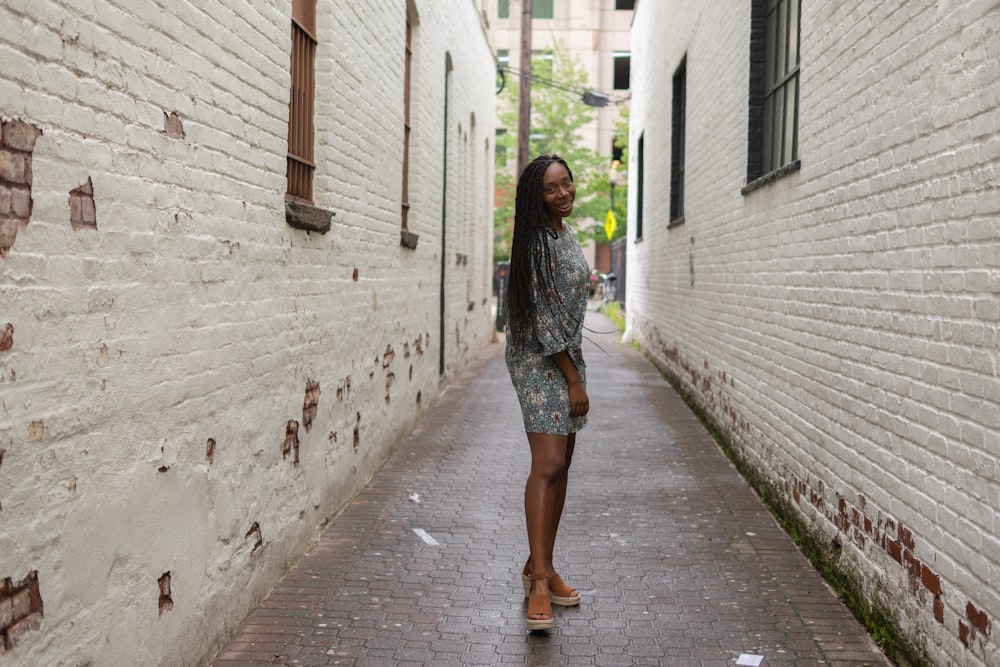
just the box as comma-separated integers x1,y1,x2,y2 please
522,561,581,607
526,571,554,631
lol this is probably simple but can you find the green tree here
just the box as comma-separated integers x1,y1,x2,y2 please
493,38,626,260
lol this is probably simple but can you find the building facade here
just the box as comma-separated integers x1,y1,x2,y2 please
493,0,633,159
0,1,495,664
627,2,998,665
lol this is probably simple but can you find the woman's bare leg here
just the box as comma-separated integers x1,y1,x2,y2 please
524,432,570,605
545,434,575,576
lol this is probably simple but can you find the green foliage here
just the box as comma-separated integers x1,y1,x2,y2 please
599,300,626,333
494,39,629,258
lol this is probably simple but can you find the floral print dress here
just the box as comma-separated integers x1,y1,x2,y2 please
505,225,589,435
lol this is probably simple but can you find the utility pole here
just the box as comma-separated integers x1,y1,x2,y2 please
516,0,532,178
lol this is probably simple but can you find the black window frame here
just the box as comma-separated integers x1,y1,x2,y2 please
669,57,686,225
744,0,801,193
635,132,644,242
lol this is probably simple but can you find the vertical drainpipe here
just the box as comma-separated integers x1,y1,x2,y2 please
439,56,451,380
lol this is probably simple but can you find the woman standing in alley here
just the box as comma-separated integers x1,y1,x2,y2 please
504,154,590,631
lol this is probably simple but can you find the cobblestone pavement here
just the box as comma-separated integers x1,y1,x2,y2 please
211,311,893,667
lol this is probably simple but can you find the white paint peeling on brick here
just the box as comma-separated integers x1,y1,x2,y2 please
0,0,495,665
629,2,999,666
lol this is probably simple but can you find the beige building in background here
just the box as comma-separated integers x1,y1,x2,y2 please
493,0,633,158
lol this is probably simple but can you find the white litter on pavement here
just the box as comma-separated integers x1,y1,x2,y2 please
409,493,421,503
736,655,764,666
412,528,439,545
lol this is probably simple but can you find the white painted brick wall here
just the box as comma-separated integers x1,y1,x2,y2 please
629,1,999,665
0,1,495,664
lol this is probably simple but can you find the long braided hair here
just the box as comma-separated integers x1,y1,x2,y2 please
504,154,576,352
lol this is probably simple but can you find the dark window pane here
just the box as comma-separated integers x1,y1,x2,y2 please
636,133,644,239
784,78,798,164
498,0,509,18
762,94,774,173
616,0,636,9
775,0,786,79
765,10,776,89
614,54,631,89
788,0,799,66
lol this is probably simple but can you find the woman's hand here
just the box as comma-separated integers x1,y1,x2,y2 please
567,380,589,417
550,349,588,418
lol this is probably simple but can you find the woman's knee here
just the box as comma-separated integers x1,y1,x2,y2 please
531,454,568,482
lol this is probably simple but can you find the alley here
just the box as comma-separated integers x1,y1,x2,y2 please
210,311,892,667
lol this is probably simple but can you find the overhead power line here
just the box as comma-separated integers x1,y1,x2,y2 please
497,66,629,107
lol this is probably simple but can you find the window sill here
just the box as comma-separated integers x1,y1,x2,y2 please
634,236,644,244
285,201,334,233
668,216,685,229
741,159,801,195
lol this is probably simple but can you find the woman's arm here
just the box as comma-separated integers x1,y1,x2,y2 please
550,350,589,417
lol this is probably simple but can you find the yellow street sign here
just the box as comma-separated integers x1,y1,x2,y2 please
604,210,617,240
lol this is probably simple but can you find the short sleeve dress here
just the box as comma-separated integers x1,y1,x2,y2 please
505,225,589,435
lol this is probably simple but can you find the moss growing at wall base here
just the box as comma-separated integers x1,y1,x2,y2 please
642,349,932,667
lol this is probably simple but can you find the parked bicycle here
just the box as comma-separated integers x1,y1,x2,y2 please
600,272,617,304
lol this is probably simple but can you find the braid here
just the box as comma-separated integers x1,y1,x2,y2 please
504,154,575,352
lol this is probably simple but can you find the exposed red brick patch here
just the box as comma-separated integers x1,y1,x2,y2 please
921,564,942,596
163,111,185,138
206,437,215,463
885,538,902,564
0,323,12,352
302,380,320,433
157,572,172,615
934,597,944,623
959,621,970,647
966,601,991,636
1,119,42,258
352,267,359,281
69,177,97,230
1,570,43,651
898,523,915,551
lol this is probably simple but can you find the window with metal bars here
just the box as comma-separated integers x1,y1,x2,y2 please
287,0,316,204
745,0,801,189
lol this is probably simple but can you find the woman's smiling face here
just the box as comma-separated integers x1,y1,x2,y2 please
541,162,575,226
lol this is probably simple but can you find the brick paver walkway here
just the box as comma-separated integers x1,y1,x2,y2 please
211,311,892,666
